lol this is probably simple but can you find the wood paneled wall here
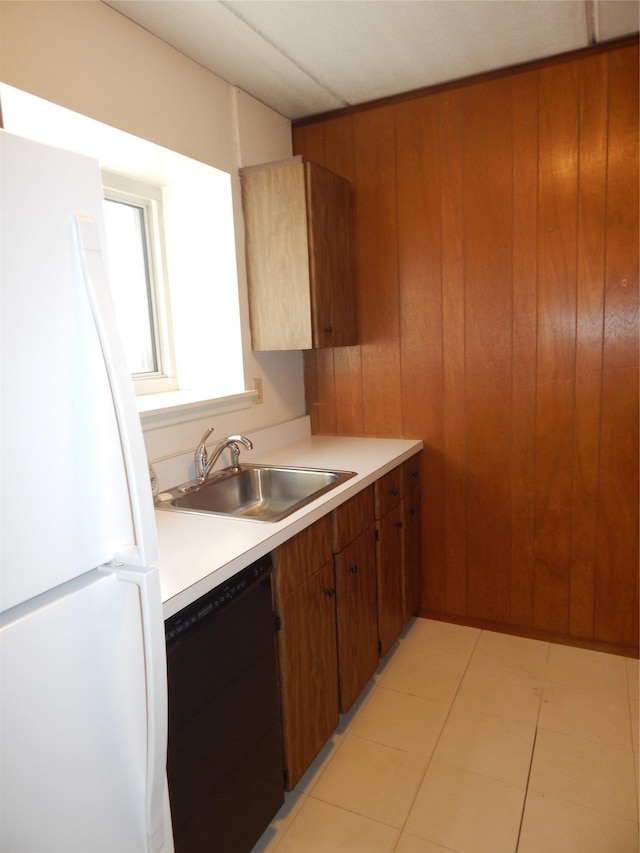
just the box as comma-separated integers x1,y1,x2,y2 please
293,42,639,656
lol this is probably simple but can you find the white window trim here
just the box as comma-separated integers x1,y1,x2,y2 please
102,171,178,395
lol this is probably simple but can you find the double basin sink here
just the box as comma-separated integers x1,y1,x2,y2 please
156,464,356,523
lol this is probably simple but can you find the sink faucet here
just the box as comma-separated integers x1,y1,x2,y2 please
194,428,253,481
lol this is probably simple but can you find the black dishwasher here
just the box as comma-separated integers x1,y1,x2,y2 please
165,554,284,853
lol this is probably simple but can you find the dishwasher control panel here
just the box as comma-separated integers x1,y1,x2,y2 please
165,552,272,645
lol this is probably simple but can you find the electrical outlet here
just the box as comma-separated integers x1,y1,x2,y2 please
253,378,263,404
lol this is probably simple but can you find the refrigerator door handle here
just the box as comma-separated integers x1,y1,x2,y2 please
102,562,168,853
73,213,158,567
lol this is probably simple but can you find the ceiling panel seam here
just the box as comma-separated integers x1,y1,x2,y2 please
218,0,349,109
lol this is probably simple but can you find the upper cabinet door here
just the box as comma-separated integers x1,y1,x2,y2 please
241,157,357,351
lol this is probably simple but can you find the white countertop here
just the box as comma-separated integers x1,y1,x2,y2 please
156,434,422,617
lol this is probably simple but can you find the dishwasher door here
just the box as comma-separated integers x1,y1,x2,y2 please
165,555,283,853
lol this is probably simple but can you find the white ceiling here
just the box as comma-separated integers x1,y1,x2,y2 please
103,0,639,120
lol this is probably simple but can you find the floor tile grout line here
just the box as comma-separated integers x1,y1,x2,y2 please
515,727,539,852
259,622,639,852
388,622,484,852
513,635,552,852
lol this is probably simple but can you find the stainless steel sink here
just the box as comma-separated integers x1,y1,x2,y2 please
155,464,356,523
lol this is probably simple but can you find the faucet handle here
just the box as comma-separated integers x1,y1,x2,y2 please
195,426,214,479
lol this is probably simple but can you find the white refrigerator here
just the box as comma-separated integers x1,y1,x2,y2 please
0,130,173,852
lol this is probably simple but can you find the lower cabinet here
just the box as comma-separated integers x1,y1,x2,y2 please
375,453,423,656
272,517,339,790
272,454,422,789
375,502,405,656
402,457,423,622
375,466,405,657
333,487,378,713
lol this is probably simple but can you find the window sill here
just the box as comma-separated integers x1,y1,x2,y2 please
137,389,257,431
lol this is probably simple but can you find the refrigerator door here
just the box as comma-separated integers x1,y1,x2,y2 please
0,562,172,852
0,131,157,612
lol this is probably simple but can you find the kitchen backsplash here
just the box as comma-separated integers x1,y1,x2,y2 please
150,416,312,492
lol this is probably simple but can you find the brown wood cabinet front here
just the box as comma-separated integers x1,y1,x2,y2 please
335,530,378,712
272,517,339,790
241,157,356,351
332,487,377,713
375,454,423,654
402,456,423,621
375,501,405,656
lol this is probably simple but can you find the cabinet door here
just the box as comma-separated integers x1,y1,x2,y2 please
376,505,405,656
242,161,313,350
335,529,378,712
306,162,357,348
402,487,423,622
241,158,357,351
276,561,339,790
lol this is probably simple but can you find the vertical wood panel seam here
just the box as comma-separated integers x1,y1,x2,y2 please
320,127,338,435
509,75,517,625
532,68,542,630
346,115,365,437
592,50,612,631
392,107,405,437
461,90,469,617
437,95,447,612
567,61,582,636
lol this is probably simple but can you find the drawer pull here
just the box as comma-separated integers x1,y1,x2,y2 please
394,521,403,529
324,588,336,597
389,488,398,496
324,325,333,334
409,508,417,517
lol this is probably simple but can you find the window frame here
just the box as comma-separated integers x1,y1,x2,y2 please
102,171,177,396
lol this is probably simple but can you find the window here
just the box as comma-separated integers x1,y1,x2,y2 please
102,173,176,395
0,83,251,418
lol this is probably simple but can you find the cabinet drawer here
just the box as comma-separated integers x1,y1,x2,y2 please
374,466,403,518
273,516,332,600
332,486,374,553
402,454,421,494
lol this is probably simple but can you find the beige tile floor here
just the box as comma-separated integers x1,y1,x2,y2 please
252,617,639,853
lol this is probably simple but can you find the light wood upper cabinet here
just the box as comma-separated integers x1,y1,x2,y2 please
240,157,357,351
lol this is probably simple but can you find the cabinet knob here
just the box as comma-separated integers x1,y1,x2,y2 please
394,520,404,529
409,508,417,517
349,564,358,574
324,588,336,597
411,470,419,479
389,488,398,496
324,325,333,334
